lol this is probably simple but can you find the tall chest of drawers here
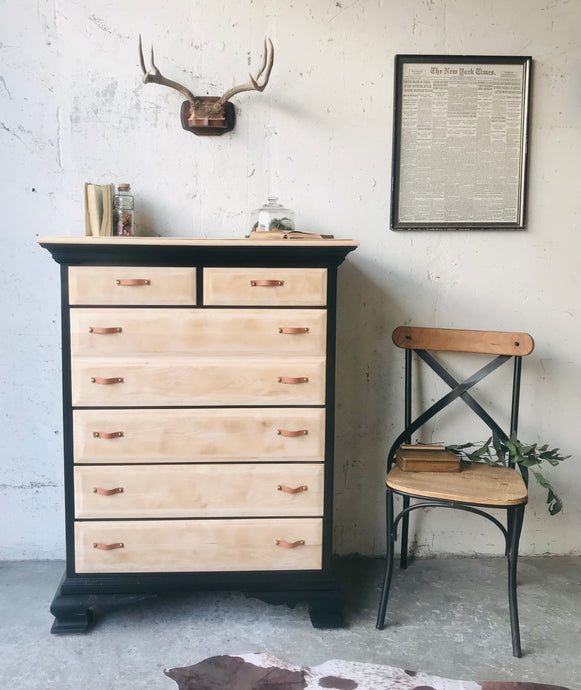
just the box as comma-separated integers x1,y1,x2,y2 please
39,236,358,633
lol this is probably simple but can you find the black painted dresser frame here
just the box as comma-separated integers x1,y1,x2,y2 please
39,238,358,634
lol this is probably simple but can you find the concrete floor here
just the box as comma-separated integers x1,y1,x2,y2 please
1,556,580,690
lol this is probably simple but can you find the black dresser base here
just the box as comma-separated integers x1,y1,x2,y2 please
50,571,345,634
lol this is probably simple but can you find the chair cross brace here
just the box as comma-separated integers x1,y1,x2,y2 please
417,350,510,439
388,351,514,468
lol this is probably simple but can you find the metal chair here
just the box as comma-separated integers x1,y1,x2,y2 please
376,326,535,657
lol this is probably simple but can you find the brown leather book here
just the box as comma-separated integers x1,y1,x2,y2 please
395,445,460,472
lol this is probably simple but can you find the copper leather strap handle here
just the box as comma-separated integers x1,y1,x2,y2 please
278,327,309,334
91,377,124,384
93,542,124,550
275,539,305,548
93,431,124,439
277,429,308,437
277,485,308,494
278,376,308,384
89,327,122,334
92,487,124,496
250,279,284,287
116,279,150,286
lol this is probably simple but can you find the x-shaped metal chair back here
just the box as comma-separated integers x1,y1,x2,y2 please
387,347,526,477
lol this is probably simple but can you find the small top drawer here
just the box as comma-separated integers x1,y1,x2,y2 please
203,268,327,306
68,267,197,305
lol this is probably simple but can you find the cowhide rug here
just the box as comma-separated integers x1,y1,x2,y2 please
164,652,571,690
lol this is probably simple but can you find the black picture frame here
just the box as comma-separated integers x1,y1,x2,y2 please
391,55,532,230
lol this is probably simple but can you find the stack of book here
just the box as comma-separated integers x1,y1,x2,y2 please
395,444,461,472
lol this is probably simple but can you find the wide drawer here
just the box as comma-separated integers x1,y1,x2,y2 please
68,267,197,305
70,308,327,356
73,408,325,463
71,357,326,406
203,268,327,306
74,518,322,573
74,463,324,518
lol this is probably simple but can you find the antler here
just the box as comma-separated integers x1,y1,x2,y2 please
139,35,198,105
216,38,274,107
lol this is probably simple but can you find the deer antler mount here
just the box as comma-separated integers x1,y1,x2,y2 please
139,36,274,136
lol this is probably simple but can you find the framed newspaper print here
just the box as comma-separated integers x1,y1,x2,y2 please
391,55,532,229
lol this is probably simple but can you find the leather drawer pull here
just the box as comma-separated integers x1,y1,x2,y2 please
116,278,150,286
92,487,124,496
93,431,124,439
278,376,308,384
91,377,124,384
277,429,308,437
275,539,305,548
277,484,308,494
88,327,122,334
278,327,309,334
93,542,124,550
250,279,284,287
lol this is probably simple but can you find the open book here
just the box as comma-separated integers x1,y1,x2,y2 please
247,229,335,240
84,183,114,236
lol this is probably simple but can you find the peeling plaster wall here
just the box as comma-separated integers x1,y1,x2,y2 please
0,0,579,559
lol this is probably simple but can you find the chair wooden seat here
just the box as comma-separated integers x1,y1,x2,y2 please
387,462,528,507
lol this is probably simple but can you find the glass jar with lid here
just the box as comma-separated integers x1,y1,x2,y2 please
249,196,295,233
113,183,134,236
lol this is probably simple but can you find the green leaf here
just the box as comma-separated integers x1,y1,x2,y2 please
447,443,475,452
520,457,541,467
452,436,568,515
503,440,518,457
531,470,563,515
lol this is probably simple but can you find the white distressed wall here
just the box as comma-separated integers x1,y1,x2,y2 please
1,0,579,559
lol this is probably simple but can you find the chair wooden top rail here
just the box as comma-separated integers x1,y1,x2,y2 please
393,326,534,356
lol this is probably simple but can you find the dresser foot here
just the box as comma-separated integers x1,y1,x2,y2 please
50,576,157,634
309,603,345,628
308,590,345,629
50,593,93,634
245,588,345,628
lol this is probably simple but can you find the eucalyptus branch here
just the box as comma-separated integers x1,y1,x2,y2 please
447,432,569,515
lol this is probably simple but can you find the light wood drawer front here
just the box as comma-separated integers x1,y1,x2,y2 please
74,464,324,519
70,308,327,356
74,408,325,464
204,268,327,306
75,518,322,573
71,357,326,407
68,267,197,305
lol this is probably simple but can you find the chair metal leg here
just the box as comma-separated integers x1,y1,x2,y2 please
376,489,395,629
505,509,514,557
400,495,410,569
507,504,525,657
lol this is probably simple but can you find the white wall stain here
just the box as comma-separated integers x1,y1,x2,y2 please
88,14,115,35
1,121,24,143
0,75,12,97
56,106,63,168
